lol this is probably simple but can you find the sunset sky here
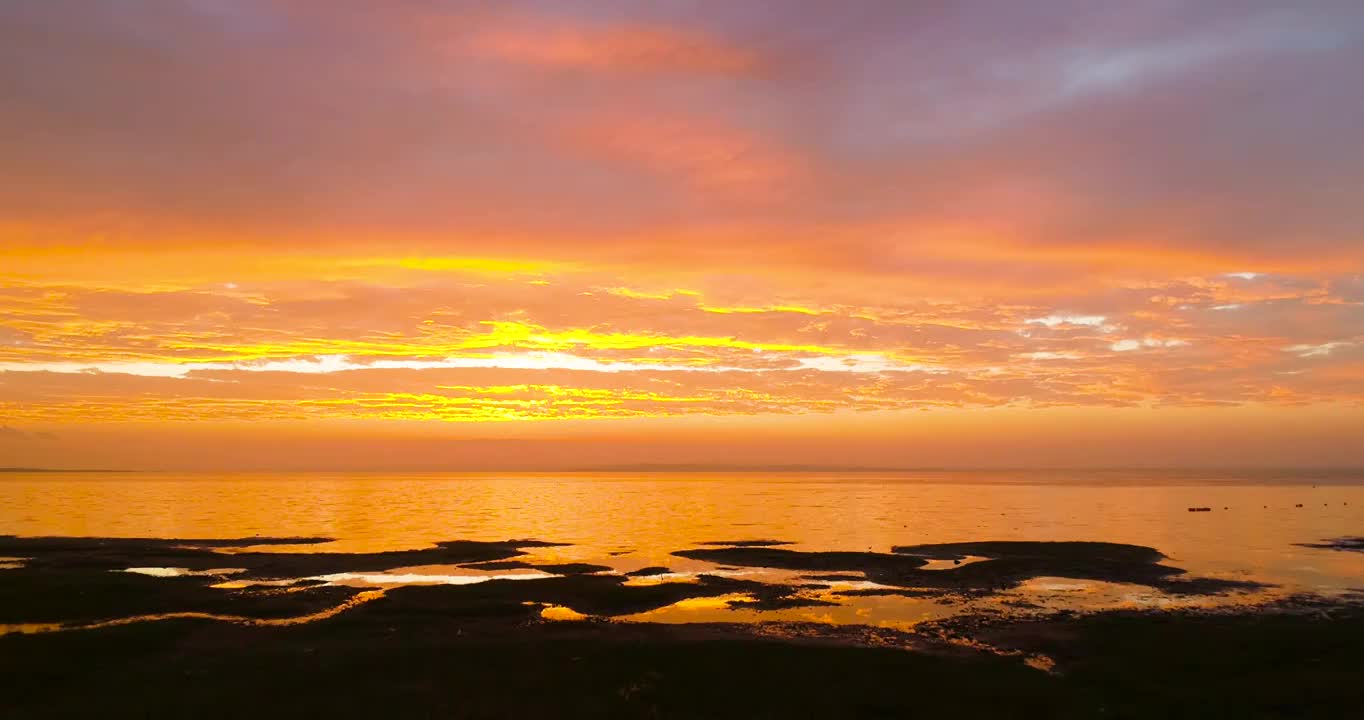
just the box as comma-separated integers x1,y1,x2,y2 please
2,1,1362,470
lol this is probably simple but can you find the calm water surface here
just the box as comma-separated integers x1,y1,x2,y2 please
4,470,1362,626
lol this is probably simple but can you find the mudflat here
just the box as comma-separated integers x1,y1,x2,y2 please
2,535,1362,718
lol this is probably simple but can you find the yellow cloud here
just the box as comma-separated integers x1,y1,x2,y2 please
700,304,824,316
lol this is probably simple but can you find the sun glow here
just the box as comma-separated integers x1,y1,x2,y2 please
1,1,1361,468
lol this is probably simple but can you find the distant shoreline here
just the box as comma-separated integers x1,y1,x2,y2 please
3,466,1362,476
571,464,1364,474
0,467,138,473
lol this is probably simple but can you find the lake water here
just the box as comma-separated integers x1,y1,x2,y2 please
3,470,1363,627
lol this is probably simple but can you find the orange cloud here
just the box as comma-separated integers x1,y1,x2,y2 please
2,1,1363,469
567,114,805,202
465,20,766,76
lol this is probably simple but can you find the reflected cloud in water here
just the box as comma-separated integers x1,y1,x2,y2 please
123,567,245,578
317,570,552,586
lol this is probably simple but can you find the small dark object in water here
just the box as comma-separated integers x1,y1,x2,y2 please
1188,507,1212,513
1296,504,1304,508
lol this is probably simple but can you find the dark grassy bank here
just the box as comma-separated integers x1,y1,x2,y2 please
935,603,1364,718
2,598,1362,719
2,535,1360,718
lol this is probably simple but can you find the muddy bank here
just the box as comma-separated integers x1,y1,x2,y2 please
0,535,564,580
0,535,1274,629
673,546,931,573
1297,536,1364,553
458,560,614,575
365,574,830,618
0,535,828,625
677,540,1264,595
891,540,1164,563
0,566,364,625
696,539,793,547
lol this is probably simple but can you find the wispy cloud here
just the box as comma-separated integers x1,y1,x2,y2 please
465,19,766,76
1,1,1362,462
0,425,56,440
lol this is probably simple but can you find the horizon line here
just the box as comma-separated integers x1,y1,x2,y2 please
5,465,1363,475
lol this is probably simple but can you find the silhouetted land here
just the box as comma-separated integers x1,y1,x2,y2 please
675,540,1265,595
0,467,136,473
1,535,1361,718
1296,536,1364,552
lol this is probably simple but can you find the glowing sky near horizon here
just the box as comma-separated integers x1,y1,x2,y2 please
1,1,1362,469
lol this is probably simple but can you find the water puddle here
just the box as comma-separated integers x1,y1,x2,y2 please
211,578,306,589
621,593,761,623
123,567,246,578
313,570,552,587
536,604,591,621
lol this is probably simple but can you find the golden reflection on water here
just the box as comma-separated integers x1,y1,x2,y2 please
123,567,245,578
538,604,590,621
3,470,1363,625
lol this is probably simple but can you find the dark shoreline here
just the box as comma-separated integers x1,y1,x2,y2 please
0,535,1270,625
4,598,1363,718
2,535,1362,717
0,467,140,473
